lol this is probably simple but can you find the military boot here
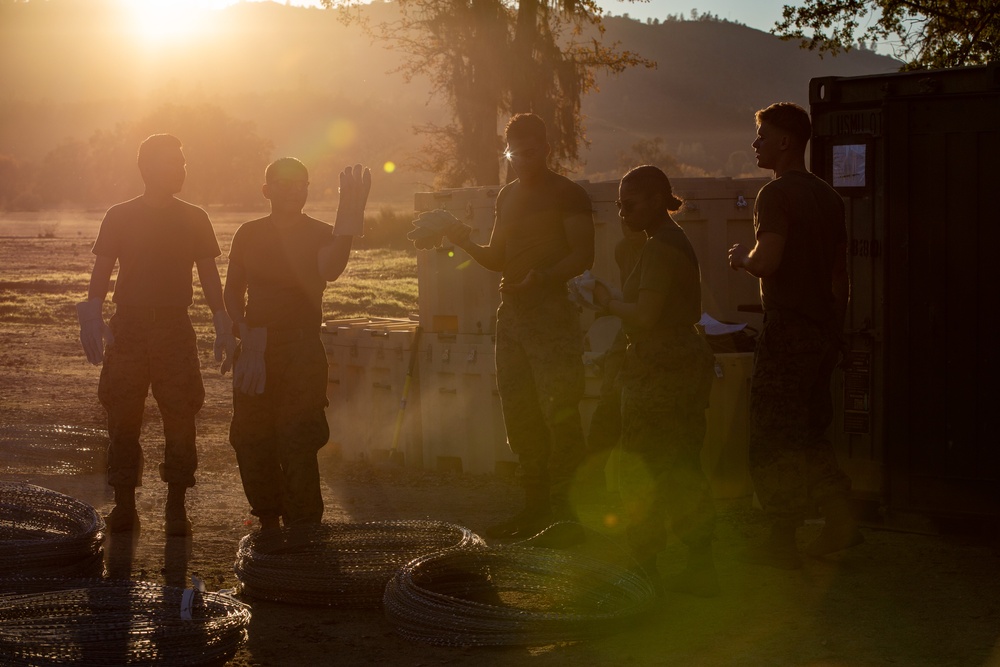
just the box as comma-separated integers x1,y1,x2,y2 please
805,495,864,557
164,483,192,537
105,485,140,533
483,485,551,539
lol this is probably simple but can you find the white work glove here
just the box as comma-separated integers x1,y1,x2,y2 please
76,299,114,365
213,310,237,375
234,323,267,395
333,164,372,236
408,209,469,250
567,270,622,310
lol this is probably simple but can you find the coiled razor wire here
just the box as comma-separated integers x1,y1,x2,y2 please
0,481,105,577
0,577,251,666
0,424,107,475
234,520,485,607
383,543,658,646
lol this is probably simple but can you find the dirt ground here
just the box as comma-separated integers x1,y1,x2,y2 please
2,276,1000,665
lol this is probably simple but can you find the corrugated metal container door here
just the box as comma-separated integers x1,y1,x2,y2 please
884,82,1000,515
812,64,1000,517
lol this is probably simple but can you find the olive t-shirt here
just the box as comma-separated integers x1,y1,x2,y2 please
92,196,221,308
228,214,335,329
621,224,701,339
494,171,593,289
754,171,847,324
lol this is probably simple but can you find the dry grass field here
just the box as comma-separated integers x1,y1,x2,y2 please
2,211,1000,666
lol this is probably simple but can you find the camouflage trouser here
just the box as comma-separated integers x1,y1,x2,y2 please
619,332,716,562
98,307,203,488
495,294,586,512
749,310,851,521
229,331,329,524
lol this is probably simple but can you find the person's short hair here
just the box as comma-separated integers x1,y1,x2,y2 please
621,165,684,212
136,134,182,175
504,113,547,144
755,102,811,146
265,157,308,184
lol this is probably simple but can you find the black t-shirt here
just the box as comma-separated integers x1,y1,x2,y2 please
494,171,593,288
228,214,335,329
754,171,847,324
621,223,701,339
92,196,221,308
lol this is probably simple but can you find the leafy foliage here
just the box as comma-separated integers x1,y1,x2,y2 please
324,0,653,187
775,0,1000,70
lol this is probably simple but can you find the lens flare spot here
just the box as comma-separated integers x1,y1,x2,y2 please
383,161,396,174
448,250,455,258
603,513,620,529
326,120,357,149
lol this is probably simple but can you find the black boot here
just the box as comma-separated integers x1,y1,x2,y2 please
484,486,551,539
105,485,139,533
164,483,192,536
805,495,864,557
520,496,586,548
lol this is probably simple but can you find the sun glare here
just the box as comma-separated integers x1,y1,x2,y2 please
118,0,229,44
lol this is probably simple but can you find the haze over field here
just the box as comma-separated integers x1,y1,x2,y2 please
0,0,900,207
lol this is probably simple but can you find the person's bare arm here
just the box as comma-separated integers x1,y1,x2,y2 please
447,219,506,272
599,287,667,330
87,255,117,302
223,259,248,326
728,231,785,277
195,256,226,313
318,235,353,282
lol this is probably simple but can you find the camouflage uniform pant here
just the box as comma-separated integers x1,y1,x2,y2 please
619,332,716,562
98,307,203,488
229,332,329,524
749,311,851,521
495,294,585,512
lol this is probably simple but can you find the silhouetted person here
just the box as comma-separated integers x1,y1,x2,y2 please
594,165,718,596
225,158,370,531
77,133,235,536
438,113,595,543
728,102,862,569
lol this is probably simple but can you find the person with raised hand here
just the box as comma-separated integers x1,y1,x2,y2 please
225,158,371,532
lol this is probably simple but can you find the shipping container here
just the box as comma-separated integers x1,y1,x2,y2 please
810,63,1000,518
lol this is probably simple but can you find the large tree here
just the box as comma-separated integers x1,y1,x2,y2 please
774,0,1000,70
325,0,651,187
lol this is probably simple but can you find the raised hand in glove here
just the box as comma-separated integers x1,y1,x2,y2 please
234,323,267,395
213,310,238,375
334,164,372,237
76,299,114,365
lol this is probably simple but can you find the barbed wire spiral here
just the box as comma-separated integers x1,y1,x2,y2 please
234,519,485,607
383,542,658,646
0,481,105,577
0,577,251,666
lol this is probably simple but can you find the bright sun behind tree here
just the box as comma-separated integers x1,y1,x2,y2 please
116,0,230,44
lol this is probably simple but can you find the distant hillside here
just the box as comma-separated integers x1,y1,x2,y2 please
583,16,899,177
0,1,900,202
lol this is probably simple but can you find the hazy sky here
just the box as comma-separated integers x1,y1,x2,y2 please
173,1,790,34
